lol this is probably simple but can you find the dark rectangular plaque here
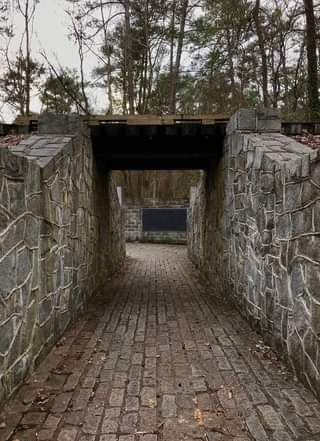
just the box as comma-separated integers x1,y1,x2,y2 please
142,208,187,232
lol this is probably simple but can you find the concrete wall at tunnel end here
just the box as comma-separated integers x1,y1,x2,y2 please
189,107,320,399
0,114,125,405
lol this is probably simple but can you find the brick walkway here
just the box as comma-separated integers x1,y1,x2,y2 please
1,244,320,441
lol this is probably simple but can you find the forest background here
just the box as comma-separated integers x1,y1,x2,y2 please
0,0,318,201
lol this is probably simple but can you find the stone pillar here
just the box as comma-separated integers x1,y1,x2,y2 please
190,186,197,207
117,187,123,205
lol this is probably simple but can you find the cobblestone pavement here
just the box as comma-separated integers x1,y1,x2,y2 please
1,244,320,441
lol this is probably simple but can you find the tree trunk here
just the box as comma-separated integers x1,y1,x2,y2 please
170,0,188,114
304,0,320,118
24,0,30,115
107,51,113,114
123,0,135,114
225,29,236,103
100,0,113,113
292,39,305,113
142,0,149,114
253,0,269,107
169,0,176,107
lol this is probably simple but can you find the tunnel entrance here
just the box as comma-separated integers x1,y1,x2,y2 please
89,115,226,170
89,115,226,248
117,171,194,246
2,109,320,424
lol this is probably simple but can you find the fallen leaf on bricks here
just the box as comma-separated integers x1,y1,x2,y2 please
216,408,224,416
34,391,49,404
194,408,204,425
56,337,66,347
148,399,156,408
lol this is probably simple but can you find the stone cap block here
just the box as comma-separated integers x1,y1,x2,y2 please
256,108,281,132
227,107,281,134
227,109,256,134
38,113,84,135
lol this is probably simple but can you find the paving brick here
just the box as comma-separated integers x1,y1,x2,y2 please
139,408,157,432
258,404,287,431
139,436,158,441
38,428,56,440
98,436,117,441
62,410,84,426
246,412,268,441
113,372,128,388
83,414,103,434
82,377,97,389
1,244,320,440
64,372,82,392
12,428,39,440
95,383,110,399
99,436,117,441
101,408,121,433
21,412,47,426
109,388,125,407
43,414,61,429
132,353,144,364
125,396,139,411
282,389,314,416
57,428,78,441
161,395,177,417
120,412,139,432
51,392,73,413
141,387,157,406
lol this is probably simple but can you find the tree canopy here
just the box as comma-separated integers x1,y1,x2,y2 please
0,0,319,120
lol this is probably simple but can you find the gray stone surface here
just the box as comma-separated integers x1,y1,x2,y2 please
38,113,83,135
227,107,281,135
189,108,320,399
0,117,125,404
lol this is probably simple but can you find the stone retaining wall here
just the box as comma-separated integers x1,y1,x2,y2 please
0,115,125,403
125,201,188,244
125,206,142,242
141,231,187,244
189,108,320,398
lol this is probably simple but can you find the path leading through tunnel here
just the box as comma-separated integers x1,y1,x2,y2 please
1,244,320,441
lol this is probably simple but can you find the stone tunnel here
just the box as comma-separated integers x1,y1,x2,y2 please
1,108,320,438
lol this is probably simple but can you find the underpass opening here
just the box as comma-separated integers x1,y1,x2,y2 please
90,116,226,248
90,116,226,170
112,169,201,246
3,109,320,410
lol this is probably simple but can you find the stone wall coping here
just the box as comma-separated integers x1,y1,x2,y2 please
8,134,74,168
227,108,282,135
124,202,190,208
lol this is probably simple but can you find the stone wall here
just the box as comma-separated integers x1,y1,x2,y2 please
189,108,320,398
0,115,125,403
125,200,189,244
125,206,142,242
141,231,187,244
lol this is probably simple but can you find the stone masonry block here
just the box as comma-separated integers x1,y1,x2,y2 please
256,108,281,132
311,300,320,335
227,108,281,134
227,109,256,134
38,113,84,136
